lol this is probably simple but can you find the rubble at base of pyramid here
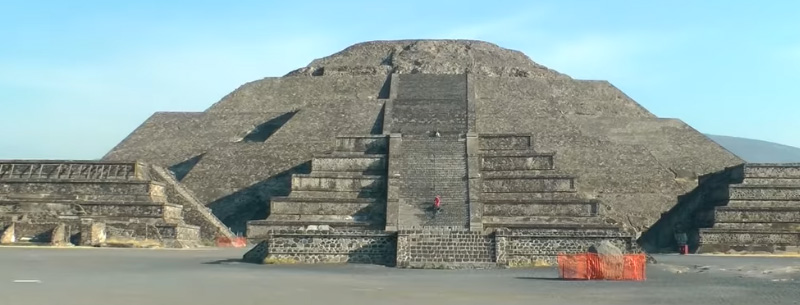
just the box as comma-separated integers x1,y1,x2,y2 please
3,40,798,265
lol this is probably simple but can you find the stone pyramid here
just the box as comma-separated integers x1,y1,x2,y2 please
103,39,744,236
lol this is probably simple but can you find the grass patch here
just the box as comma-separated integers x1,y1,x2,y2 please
509,259,553,268
104,237,162,249
263,256,298,264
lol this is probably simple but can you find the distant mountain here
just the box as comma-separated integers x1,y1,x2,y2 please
706,134,800,163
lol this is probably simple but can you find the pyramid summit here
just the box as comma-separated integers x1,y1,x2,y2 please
284,39,568,79
2,39,798,265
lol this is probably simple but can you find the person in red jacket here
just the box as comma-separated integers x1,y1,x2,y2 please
433,195,442,214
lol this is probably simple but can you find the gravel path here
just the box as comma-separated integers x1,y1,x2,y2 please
0,247,798,305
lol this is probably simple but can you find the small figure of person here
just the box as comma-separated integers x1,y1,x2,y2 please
674,223,689,255
433,195,442,214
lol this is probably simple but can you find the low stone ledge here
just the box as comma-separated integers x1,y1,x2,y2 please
398,262,499,269
292,173,384,179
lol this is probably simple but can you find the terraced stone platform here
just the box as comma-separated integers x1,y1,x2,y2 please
699,164,800,253
0,161,234,247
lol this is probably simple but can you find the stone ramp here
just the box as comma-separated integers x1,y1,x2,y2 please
699,164,800,253
148,165,237,241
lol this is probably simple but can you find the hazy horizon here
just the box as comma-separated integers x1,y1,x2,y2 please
1,1,798,159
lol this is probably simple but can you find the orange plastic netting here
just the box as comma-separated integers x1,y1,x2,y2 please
215,236,247,248
557,253,646,281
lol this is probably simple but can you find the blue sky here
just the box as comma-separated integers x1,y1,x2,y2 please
1,1,798,159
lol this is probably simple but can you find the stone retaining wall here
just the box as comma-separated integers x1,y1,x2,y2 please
262,230,396,266
496,229,634,266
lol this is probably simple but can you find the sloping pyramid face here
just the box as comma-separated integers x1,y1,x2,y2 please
103,40,743,234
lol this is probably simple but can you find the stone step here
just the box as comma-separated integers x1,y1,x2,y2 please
289,190,383,199
312,154,386,173
483,222,621,232
742,178,800,185
291,173,384,192
482,175,576,193
0,200,183,220
0,180,164,196
482,215,602,225
715,206,800,223
333,135,387,154
267,214,375,222
483,199,598,217
270,197,377,216
247,219,374,235
713,222,800,231
700,228,800,246
744,164,800,179
0,193,166,203
481,153,555,171
478,134,533,151
394,73,467,99
729,185,800,200
726,199,800,208
482,192,585,201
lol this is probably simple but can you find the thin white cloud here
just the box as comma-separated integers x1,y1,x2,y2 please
531,32,683,81
775,44,800,66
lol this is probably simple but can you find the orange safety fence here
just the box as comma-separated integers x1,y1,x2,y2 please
557,253,646,281
215,236,247,248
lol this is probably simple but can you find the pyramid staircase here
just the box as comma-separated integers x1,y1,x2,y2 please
699,164,800,253
477,134,635,264
247,135,388,237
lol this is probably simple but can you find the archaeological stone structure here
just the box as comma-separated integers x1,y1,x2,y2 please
2,40,798,265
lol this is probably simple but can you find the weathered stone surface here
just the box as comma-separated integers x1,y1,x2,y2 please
0,161,206,248
242,240,269,264
92,39,745,235
252,230,396,266
50,223,68,246
1,222,15,244
80,221,106,246
288,40,568,79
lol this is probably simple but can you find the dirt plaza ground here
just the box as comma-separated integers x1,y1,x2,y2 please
0,246,798,305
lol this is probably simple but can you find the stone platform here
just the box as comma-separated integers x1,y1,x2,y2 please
0,161,234,247
698,164,800,253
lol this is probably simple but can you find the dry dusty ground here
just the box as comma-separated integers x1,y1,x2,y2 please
0,246,798,305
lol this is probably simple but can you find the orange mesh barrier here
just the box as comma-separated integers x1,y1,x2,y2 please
216,237,247,248
557,253,646,281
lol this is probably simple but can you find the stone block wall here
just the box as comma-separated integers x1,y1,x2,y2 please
396,230,495,269
0,162,140,180
0,161,205,247
495,228,635,266
260,229,396,265
697,164,800,253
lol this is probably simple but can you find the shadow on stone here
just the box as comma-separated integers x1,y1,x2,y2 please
241,111,299,142
369,103,385,135
208,161,312,234
202,258,245,265
169,154,204,182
